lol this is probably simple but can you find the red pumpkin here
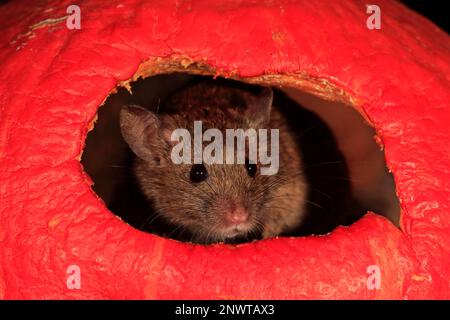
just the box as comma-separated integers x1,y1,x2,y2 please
0,0,449,299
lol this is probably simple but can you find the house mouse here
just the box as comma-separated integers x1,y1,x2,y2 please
119,81,309,244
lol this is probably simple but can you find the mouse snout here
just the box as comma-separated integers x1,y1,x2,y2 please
213,197,252,230
225,206,249,224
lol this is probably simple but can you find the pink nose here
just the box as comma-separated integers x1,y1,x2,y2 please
225,206,249,224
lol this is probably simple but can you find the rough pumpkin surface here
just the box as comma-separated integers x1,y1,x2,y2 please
0,0,449,299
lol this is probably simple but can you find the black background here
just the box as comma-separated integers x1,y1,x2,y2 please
402,0,448,32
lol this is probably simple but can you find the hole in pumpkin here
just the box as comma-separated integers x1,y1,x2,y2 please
81,72,399,244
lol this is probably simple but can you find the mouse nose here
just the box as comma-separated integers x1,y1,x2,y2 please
225,206,249,224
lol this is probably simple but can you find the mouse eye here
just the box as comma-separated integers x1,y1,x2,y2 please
245,158,257,178
190,163,208,183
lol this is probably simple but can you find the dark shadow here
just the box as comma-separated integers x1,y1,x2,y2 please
82,74,397,243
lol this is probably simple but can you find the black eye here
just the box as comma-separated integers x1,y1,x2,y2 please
245,158,257,177
190,164,208,183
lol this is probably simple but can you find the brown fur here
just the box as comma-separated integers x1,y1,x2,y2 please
120,82,307,244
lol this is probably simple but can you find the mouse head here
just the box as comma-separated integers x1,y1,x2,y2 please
120,88,282,244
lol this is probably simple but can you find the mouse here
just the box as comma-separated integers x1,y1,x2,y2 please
119,81,309,244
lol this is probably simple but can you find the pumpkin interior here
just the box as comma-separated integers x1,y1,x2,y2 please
81,65,400,242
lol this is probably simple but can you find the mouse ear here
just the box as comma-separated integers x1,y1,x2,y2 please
120,105,161,162
246,87,273,125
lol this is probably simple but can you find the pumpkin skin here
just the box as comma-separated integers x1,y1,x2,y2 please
0,0,449,299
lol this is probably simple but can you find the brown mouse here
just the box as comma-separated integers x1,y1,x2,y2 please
119,81,308,244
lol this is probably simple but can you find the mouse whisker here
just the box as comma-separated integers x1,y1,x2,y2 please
205,180,219,196
293,125,319,140
260,194,301,202
310,187,333,200
265,199,326,211
140,212,164,229
312,175,361,183
252,218,265,234
205,228,214,243
202,226,221,245
172,188,211,204
167,223,187,238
